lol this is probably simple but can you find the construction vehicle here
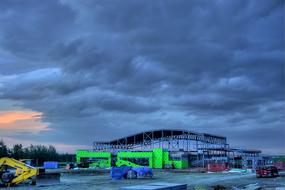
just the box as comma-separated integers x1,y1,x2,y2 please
76,148,188,169
256,165,279,178
116,159,142,168
0,157,60,187
0,157,38,187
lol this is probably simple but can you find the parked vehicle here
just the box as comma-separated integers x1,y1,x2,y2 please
256,166,279,178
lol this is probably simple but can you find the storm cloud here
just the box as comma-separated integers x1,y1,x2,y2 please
0,0,284,154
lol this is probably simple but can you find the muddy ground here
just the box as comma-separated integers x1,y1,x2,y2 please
10,171,285,190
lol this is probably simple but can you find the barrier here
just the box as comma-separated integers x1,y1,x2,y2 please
206,163,228,172
43,161,58,169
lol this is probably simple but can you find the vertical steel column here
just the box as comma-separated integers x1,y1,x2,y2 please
196,135,198,167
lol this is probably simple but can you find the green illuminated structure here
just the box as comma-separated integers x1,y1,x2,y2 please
76,148,188,169
82,130,262,170
76,150,112,168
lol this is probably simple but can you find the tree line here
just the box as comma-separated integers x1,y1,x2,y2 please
0,140,75,166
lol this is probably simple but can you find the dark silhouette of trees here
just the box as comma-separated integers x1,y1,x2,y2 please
0,140,75,166
11,144,24,159
0,140,8,157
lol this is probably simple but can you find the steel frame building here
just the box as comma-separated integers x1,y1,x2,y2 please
93,129,261,160
90,129,263,168
93,129,228,152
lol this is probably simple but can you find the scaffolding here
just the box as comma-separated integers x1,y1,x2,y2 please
91,129,262,168
93,129,228,152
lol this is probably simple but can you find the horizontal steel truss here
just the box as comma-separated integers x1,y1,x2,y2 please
93,131,227,152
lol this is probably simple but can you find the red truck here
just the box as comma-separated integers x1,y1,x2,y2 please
256,166,279,178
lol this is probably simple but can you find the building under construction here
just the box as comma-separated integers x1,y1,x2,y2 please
77,129,264,169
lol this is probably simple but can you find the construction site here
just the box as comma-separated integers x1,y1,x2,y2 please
1,129,285,190
79,129,264,170
1,0,284,189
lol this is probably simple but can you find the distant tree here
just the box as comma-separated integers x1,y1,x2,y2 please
22,144,59,166
0,140,8,157
11,144,24,159
47,145,58,161
0,140,75,165
23,146,31,159
58,153,76,163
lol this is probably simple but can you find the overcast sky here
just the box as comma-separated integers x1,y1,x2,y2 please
0,0,284,154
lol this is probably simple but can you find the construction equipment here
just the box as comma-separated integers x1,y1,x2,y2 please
0,157,60,187
0,157,38,187
116,159,142,168
256,165,279,178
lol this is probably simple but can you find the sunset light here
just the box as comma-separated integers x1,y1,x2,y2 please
0,111,42,124
0,110,48,132
0,0,284,188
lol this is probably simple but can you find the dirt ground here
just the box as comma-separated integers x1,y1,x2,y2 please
11,171,285,190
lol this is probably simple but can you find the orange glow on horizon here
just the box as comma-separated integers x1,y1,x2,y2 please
0,111,42,124
0,110,48,132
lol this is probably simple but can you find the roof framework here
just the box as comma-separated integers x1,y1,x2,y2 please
91,129,262,167
93,129,228,152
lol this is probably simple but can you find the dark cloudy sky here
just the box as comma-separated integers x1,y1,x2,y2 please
0,0,284,154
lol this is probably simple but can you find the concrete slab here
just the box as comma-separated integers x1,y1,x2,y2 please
149,182,187,190
119,182,187,190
